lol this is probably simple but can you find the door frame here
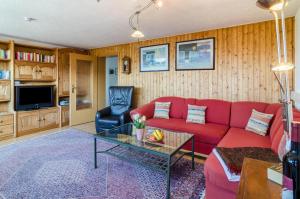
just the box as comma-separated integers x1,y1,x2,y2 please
69,53,97,126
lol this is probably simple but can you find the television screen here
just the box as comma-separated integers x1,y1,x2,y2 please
15,86,54,110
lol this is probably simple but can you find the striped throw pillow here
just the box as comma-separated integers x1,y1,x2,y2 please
246,109,274,136
186,105,207,124
153,102,171,119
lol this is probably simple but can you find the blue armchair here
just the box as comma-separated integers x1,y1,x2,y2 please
95,86,134,132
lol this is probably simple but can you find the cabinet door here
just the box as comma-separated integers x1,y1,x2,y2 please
37,65,56,81
40,108,59,128
0,81,10,101
58,53,70,96
17,111,40,135
15,64,36,80
61,106,69,126
61,63,69,95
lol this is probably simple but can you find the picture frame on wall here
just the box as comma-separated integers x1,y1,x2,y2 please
122,56,131,74
176,38,215,70
140,44,169,72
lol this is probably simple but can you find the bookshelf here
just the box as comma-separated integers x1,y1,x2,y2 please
0,41,14,140
0,40,61,140
14,44,57,82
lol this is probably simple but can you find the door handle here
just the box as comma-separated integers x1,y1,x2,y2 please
72,85,77,93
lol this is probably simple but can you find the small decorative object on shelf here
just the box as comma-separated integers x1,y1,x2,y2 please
133,114,146,141
0,49,10,59
122,56,131,74
282,121,300,199
15,51,55,63
0,70,10,80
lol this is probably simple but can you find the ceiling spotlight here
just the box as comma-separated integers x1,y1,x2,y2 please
256,0,288,11
154,0,163,8
24,17,37,22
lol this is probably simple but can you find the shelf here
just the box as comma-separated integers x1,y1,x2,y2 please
15,60,56,66
0,79,11,82
0,58,11,62
0,99,10,102
14,79,56,82
59,94,70,97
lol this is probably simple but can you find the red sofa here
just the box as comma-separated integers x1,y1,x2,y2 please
130,96,232,155
130,96,300,199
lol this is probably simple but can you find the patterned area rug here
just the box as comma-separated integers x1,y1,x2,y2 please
0,129,205,199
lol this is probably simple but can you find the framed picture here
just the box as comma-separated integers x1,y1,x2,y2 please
176,38,215,70
140,44,169,72
122,56,131,74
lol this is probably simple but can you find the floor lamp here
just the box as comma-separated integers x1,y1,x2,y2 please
256,0,295,155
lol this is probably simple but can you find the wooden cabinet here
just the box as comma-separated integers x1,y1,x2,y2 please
17,111,40,135
0,81,11,101
15,64,36,80
17,107,59,136
15,62,56,81
0,114,14,139
61,106,69,126
39,108,59,128
37,65,57,81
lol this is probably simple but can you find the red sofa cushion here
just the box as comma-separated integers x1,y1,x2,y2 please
205,127,272,193
146,118,228,145
152,97,185,119
195,99,232,126
230,101,269,129
218,127,271,148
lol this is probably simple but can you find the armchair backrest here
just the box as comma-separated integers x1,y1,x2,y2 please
109,86,134,115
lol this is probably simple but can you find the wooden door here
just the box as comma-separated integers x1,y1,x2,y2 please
17,110,40,135
14,64,36,80
69,53,97,126
0,81,10,101
39,108,59,128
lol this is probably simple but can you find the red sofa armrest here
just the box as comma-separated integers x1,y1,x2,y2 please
130,103,155,120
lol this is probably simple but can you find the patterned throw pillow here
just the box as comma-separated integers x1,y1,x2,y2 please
186,105,207,124
246,109,274,136
153,102,171,119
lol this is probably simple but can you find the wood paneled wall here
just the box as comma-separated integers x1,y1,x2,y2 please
91,18,295,106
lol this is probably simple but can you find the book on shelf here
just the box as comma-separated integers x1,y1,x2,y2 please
15,51,55,63
267,164,283,185
213,147,280,182
0,49,10,59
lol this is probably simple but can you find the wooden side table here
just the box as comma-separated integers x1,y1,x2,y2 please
237,158,281,199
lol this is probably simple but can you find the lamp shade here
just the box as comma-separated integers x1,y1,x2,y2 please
256,0,287,11
131,30,144,38
272,63,294,71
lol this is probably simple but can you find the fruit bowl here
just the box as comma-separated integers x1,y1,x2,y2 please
145,129,164,143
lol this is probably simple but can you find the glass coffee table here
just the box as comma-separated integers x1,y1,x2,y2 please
93,123,195,199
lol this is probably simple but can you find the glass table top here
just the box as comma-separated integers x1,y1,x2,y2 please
95,123,194,156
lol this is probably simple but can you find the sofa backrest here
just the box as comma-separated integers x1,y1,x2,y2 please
194,99,231,125
152,97,186,119
230,101,269,128
153,97,232,125
271,109,300,154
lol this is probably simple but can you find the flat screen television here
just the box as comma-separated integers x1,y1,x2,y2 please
15,85,55,111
